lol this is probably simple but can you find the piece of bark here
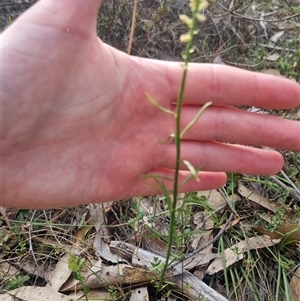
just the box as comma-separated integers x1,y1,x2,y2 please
63,264,150,291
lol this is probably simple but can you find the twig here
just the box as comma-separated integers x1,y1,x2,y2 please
28,210,38,263
198,203,228,230
127,0,137,54
218,188,239,217
258,43,297,53
231,11,300,22
280,170,300,195
270,176,300,203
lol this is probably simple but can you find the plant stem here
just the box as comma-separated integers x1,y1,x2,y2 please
156,2,201,292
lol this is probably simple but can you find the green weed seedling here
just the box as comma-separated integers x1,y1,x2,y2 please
68,255,89,300
3,274,31,291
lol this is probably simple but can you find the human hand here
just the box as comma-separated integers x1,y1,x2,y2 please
1,0,299,208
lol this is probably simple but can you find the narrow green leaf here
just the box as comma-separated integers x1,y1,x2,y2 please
180,101,212,138
159,134,174,145
146,93,175,115
140,174,174,192
140,173,174,182
182,159,200,181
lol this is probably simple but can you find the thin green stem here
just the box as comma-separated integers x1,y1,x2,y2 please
156,1,201,292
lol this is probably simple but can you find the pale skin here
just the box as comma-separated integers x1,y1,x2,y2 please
1,0,299,209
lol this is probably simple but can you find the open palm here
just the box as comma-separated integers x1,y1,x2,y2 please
1,0,299,208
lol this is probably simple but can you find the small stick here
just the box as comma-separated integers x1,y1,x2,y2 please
127,0,137,55
270,176,300,203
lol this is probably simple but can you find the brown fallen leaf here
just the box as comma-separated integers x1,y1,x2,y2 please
140,229,169,257
68,288,110,300
60,259,102,292
1,286,71,301
90,204,120,263
255,224,300,244
130,287,149,301
0,262,19,283
197,190,227,210
191,211,214,254
270,31,284,43
238,182,280,213
291,266,300,301
261,69,282,77
206,235,280,275
266,53,280,61
225,217,241,231
46,245,82,291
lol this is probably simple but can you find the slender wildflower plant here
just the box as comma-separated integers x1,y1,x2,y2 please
144,0,212,293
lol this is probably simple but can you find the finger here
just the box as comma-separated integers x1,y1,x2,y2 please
179,106,300,150
160,141,284,175
147,60,300,109
131,169,227,196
